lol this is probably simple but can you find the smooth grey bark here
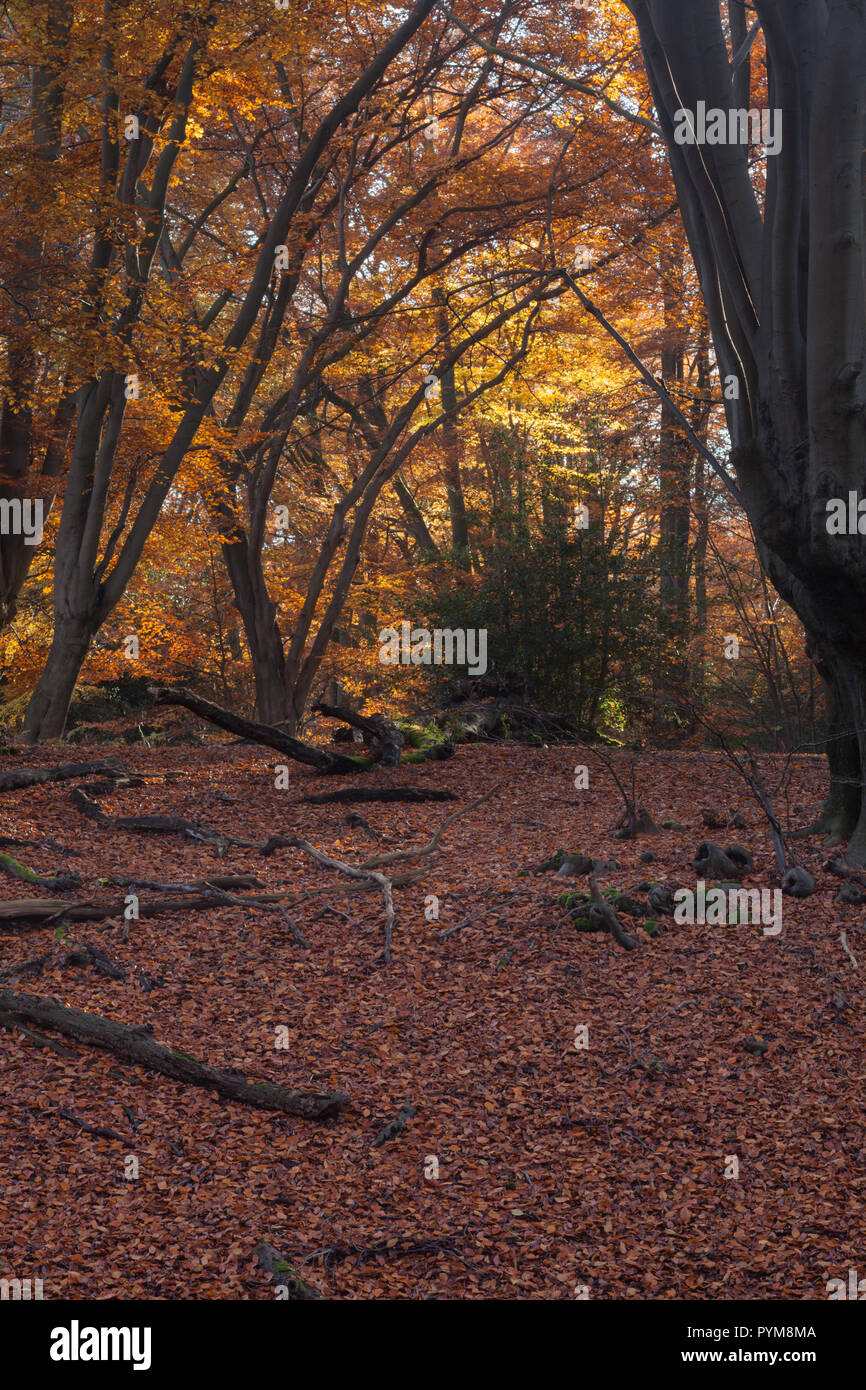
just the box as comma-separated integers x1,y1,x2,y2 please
624,0,866,859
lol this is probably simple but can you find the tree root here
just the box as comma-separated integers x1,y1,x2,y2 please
588,875,637,950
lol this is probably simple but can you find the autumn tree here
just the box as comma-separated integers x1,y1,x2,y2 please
0,0,443,740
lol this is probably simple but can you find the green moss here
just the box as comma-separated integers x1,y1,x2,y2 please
558,890,586,910
0,852,42,884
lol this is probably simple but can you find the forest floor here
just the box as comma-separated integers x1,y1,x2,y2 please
1,736,864,1300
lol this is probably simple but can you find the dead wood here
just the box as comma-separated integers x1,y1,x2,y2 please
70,786,260,849
313,702,405,767
279,836,396,962
62,944,128,980
0,1012,75,1055
0,850,81,892
372,1099,417,1147
105,874,264,892
358,785,500,870
0,988,350,1119
255,1242,326,1299
51,1104,129,1143
0,759,130,793
151,686,363,772
0,890,294,925
588,874,637,950
303,787,457,804
345,812,379,841
436,889,532,939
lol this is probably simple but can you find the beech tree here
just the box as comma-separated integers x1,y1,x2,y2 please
616,0,866,858
0,0,442,741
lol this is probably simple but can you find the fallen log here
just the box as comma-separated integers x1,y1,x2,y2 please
313,702,404,768
303,787,456,805
70,787,261,848
152,686,452,771
0,989,350,1119
0,890,293,924
0,850,81,892
0,760,129,793
151,686,361,772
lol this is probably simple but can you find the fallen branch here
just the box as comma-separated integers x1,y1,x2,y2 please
51,1104,129,1143
0,760,129,793
372,1099,417,1147
0,952,53,980
0,989,350,1119
0,850,81,892
826,859,866,888
840,930,859,970
104,873,264,892
70,787,260,849
151,686,362,772
303,786,456,804
436,890,531,939
0,835,81,856
359,785,500,870
284,837,396,962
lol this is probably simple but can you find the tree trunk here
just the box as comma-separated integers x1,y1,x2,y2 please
623,0,866,860
802,637,864,851
436,292,471,565
221,536,292,727
657,248,691,717
19,617,94,742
